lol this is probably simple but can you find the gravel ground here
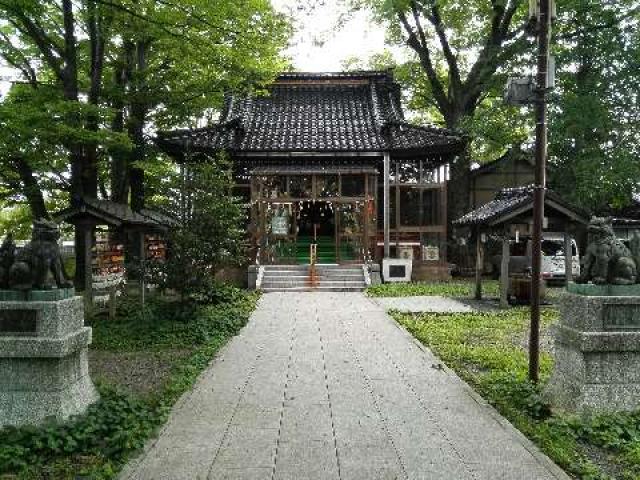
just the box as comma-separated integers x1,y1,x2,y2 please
89,349,193,396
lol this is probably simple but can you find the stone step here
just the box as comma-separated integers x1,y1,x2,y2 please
261,275,365,282
263,265,361,269
261,286,365,292
259,264,366,291
263,267,363,273
262,272,364,278
262,280,366,287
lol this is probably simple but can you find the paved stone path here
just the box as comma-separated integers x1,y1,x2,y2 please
373,295,481,313
121,293,568,480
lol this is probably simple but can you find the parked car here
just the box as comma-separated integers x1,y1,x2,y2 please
491,233,580,282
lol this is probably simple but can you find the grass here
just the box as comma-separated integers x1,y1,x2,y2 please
0,289,260,479
366,278,500,298
392,307,640,479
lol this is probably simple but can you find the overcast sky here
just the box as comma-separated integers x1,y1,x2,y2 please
271,0,390,71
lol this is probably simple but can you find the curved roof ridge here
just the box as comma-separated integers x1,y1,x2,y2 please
276,70,393,80
369,81,385,130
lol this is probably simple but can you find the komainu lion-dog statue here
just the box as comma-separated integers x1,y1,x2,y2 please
577,217,640,285
4,219,73,291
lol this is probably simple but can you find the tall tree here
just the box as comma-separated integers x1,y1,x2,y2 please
548,0,640,212
0,0,290,287
359,0,530,223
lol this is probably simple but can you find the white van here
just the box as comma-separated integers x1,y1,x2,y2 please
491,233,580,282
540,233,580,282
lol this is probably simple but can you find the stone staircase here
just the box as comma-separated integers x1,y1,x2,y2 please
259,265,368,292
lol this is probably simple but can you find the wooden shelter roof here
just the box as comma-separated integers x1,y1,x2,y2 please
54,198,177,230
454,185,589,228
156,71,465,161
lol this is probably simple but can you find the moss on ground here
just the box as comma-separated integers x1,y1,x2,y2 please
393,307,640,480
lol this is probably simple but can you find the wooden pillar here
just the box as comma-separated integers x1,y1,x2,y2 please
383,152,391,258
500,227,510,308
441,167,448,264
82,224,94,308
363,174,369,263
475,227,483,300
564,227,573,285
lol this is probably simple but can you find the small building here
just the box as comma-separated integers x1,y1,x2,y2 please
157,71,465,280
470,147,535,209
455,186,589,306
54,198,176,298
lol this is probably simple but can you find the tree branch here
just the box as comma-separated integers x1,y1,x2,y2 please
0,31,39,87
462,3,509,109
1,9,64,81
420,0,462,92
558,5,640,40
396,8,450,118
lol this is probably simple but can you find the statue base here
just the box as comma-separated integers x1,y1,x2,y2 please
546,290,640,412
0,287,76,302
0,296,99,427
568,282,640,297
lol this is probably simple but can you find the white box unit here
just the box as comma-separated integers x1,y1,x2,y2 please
382,259,412,283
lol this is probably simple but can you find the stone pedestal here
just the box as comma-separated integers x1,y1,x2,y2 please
0,295,99,427
546,283,640,412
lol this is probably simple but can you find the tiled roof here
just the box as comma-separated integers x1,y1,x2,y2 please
470,146,534,176
55,198,177,230
454,186,589,227
156,71,465,158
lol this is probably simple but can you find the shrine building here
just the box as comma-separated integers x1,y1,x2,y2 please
157,71,465,280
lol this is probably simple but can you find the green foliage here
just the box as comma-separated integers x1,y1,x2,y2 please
0,0,290,221
366,279,500,297
548,0,640,212
353,0,531,171
146,156,246,296
0,289,259,478
0,387,156,475
90,290,259,352
393,307,640,478
0,205,33,240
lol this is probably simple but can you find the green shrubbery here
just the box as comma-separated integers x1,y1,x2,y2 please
0,289,259,479
367,280,500,298
90,288,258,352
394,308,640,479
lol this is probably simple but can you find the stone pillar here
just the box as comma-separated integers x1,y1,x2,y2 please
564,230,573,285
0,293,99,427
475,228,483,300
546,284,640,411
500,230,510,308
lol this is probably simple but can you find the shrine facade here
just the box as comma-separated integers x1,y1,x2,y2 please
157,71,464,277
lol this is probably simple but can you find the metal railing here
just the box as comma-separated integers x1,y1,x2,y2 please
308,243,318,287
309,243,317,266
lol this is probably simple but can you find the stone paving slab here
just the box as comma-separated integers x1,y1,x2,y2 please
373,295,497,313
120,292,568,480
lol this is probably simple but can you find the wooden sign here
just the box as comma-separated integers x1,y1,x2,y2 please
271,215,289,236
423,246,440,262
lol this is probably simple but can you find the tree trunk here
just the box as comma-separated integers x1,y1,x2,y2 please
447,145,471,220
60,0,91,292
110,41,135,204
13,156,49,220
128,40,148,212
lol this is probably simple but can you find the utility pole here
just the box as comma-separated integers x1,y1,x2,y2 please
529,0,553,383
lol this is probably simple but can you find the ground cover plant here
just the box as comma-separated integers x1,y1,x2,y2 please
0,286,259,479
392,307,640,479
367,279,500,298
